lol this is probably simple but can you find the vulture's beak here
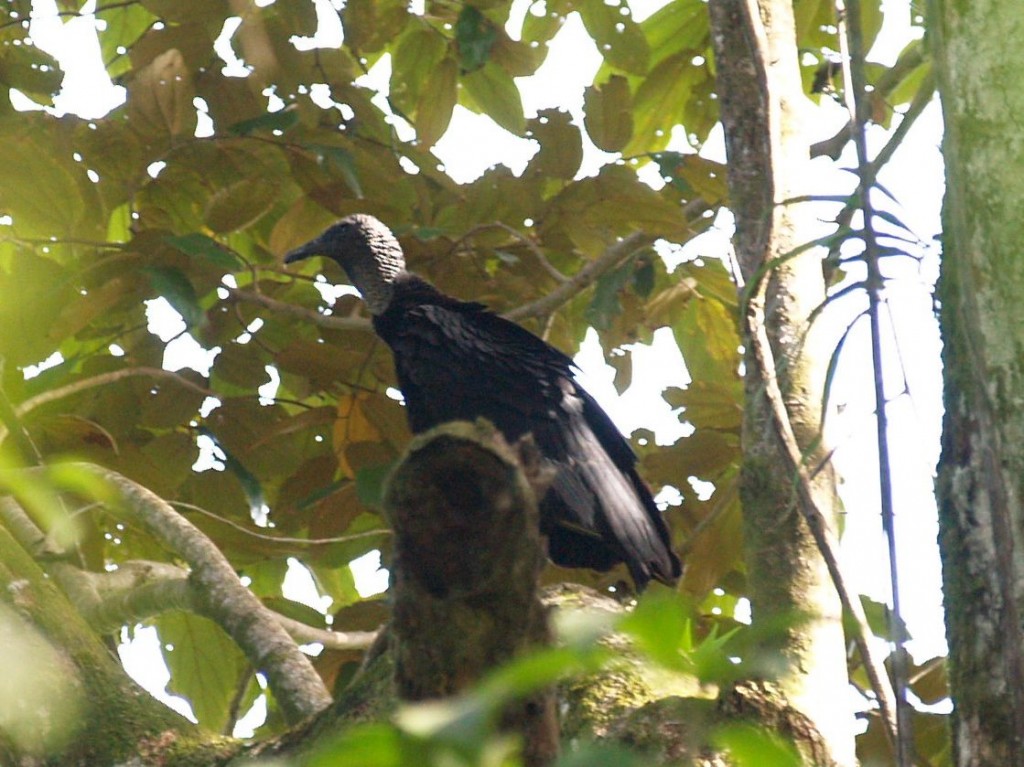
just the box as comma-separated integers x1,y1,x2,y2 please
284,236,325,264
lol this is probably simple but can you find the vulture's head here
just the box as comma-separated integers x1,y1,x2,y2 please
285,214,405,314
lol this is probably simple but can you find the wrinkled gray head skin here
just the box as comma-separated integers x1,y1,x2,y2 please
284,214,406,315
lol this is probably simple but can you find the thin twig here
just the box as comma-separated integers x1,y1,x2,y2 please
505,232,652,322
810,44,927,161
13,367,216,419
225,286,371,332
169,500,390,547
451,222,569,284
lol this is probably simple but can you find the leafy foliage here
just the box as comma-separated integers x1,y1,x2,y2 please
0,0,937,758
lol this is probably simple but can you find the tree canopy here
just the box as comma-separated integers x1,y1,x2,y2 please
0,0,947,764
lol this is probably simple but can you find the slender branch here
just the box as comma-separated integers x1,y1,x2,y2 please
13,367,216,420
840,1,913,763
505,232,652,322
79,560,377,651
170,500,389,548
824,75,934,272
22,463,332,723
225,286,371,332
810,44,927,161
744,278,900,750
451,222,569,284
273,612,378,652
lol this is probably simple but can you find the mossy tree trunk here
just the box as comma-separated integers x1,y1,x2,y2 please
931,1,1024,763
709,1,853,764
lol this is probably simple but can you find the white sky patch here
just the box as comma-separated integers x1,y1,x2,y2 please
22,350,64,379
350,550,390,598
573,328,689,445
282,558,334,613
26,0,125,117
117,626,196,722
291,0,344,50
258,365,281,405
213,17,249,77
232,694,267,739
192,433,226,472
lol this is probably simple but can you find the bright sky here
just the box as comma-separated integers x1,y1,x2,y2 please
19,0,946,732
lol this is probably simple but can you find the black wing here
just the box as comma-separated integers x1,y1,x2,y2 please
374,277,680,588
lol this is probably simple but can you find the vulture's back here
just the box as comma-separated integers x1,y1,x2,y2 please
373,273,680,588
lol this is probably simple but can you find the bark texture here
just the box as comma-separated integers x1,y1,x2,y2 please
0,519,207,766
709,1,853,764
931,0,1024,763
385,420,558,767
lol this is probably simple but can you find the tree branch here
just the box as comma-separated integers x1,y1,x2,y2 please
2,494,380,652
25,464,333,723
505,232,652,322
810,44,927,161
225,286,371,332
451,222,570,284
13,367,216,420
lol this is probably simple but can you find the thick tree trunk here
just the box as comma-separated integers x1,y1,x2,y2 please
0,518,201,766
709,2,854,764
931,1,1024,763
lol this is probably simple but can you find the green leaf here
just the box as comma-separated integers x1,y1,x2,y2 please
415,56,459,147
204,177,280,233
355,462,395,509
578,0,649,75
583,74,633,152
455,6,498,73
127,48,197,139
521,0,567,45
142,266,204,327
227,108,299,136
0,40,62,104
586,260,632,330
311,145,364,199
391,22,448,112
166,233,242,270
340,0,409,54
156,612,250,732
0,118,97,239
461,61,526,135
713,724,801,767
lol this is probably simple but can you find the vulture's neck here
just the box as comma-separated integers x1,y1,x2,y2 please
344,240,405,315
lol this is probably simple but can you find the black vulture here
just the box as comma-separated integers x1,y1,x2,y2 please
285,214,681,589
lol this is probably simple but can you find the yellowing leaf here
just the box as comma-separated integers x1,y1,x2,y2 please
204,177,279,233
626,50,696,155
527,108,582,179
333,392,383,478
578,0,650,75
416,56,458,147
584,74,634,152
341,0,409,54
461,61,526,136
127,48,197,139
391,22,448,113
